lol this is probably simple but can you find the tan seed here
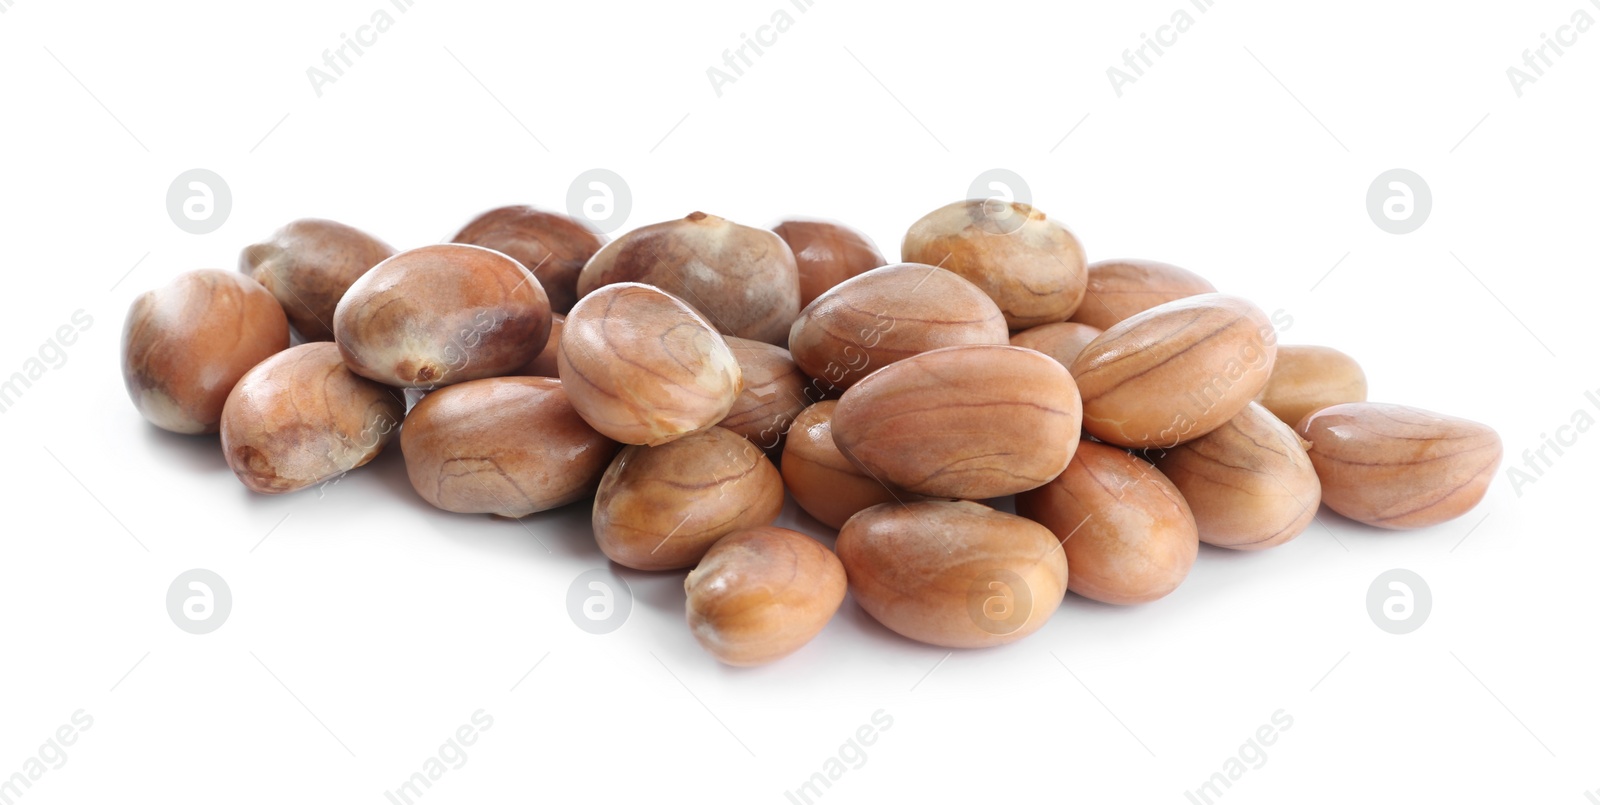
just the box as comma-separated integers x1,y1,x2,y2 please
781,401,908,530
1151,402,1320,550
1009,321,1103,370
240,218,395,342
122,269,289,434
220,342,404,494
788,263,1008,391
836,500,1068,649
334,244,552,388
685,526,847,666
1071,293,1278,449
1070,258,1216,331
451,205,606,315
1296,402,1500,529
400,376,618,517
593,427,785,570
558,283,742,446
901,200,1087,329
577,212,800,345
1017,442,1198,605
719,336,810,451
1258,345,1367,427
832,344,1082,499
772,217,887,308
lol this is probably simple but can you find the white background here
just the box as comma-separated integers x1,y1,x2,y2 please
1,1,1596,803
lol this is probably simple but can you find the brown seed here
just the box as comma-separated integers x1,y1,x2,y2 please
1258,345,1368,427
1296,402,1501,530
1071,293,1278,449
787,263,1009,391
558,283,742,446
239,218,395,341
771,217,887,308
719,336,810,451
451,205,606,315
334,244,552,388
516,314,564,378
122,269,289,434
576,212,800,345
1150,403,1320,550
593,427,785,571
781,401,908,530
400,376,618,516
219,342,404,494
901,200,1087,329
836,500,1067,649
1016,442,1197,605
832,344,1082,499
684,526,847,666
1009,321,1103,370
1070,258,1217,332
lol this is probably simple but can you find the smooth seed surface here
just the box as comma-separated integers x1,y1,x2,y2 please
123,269,289,434
1071,293,1278,449
719,336,810,451
559,283,742,446
1009,321,1103,370
1258,345,1368,427
240,218,395,341
901,200,1087,329
1296,402,1500,530
334,244,552,388
1017,441,1198,605
219,342,404,494
685,526,847,666
832,344,1082,499
836,500,1068,649
577,212,800,345
772,217,888,309
1070,258,1216,332
781,401,908,530
1152,402,1320,550
788,263,1008,391
451,205,606,314
401,376,618,517
593,427,785,570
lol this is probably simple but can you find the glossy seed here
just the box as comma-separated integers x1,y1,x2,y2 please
1070,258,1216,332
1296,402,1501,530
593,427,785,570
558,283,742,446
1257,344,1368,428
836,500,1068,649
1017,442,1198,605
220,342,403,494
832,344,1082,499
240,218,395,341
334,244,552,388
1071,293,1278,449
1151,402,1320,550
123,269,289,434
400,376,618,516
685,526,847,666
788,263,1008,391
901,200,1087,329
